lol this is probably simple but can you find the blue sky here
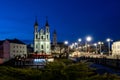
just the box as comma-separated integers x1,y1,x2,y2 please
0,0,120,44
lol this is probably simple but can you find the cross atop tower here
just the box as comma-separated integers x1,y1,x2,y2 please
34,16,38,26
45,16,49,26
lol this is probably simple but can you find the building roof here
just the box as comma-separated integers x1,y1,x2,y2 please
45,21,49,26
45,16,49,26
0,41,4,45
53,29,56,34
6,39,25,44
34,21,38,26
34,17,38,26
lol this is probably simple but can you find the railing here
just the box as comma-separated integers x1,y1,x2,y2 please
78,56,120,69
14,58,54,68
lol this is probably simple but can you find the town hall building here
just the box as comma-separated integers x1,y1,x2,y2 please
34,18,51,54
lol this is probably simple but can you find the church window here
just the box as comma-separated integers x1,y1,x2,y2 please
41,36,43,39
36,45,38,48
47,35,48,39
47,28,49,32
47,45,49,49
41,45,43,49
36,34,37,38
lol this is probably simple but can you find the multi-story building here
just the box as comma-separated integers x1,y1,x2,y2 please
112,41,120,57
34,18,51,54
0,39,27,62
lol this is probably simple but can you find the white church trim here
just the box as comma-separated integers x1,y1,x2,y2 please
34,18,51,54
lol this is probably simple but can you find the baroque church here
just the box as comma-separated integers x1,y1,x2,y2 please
34,18,51,54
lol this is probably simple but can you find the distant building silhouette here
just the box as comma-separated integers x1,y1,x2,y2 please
53,30,57,46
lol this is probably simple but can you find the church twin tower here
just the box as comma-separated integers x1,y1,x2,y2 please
34,18,51,54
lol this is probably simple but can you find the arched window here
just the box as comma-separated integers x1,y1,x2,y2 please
41,45,43,49
41,36,43,39
36,34,37,38
36,45,38,48
47,28,49,32
47,45,49,49
47,35,48,39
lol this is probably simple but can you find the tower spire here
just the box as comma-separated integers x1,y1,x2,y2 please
34,16,38,26
53,29,56,34
45,16,49,26
53,29,57,46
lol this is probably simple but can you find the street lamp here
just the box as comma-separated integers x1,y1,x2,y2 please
98,41,103,55
78,38,82,51
106,38,113,55
64,41,68,45
75,42,78,49
78,38,82,42
64,41,69,58
94,43,97,54
86,36,92,53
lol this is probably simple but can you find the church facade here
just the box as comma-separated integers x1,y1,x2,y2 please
34,18,51,54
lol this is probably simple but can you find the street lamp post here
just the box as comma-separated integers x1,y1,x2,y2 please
98,42,103,55
86,36,92,53
106,38,113,55
74,42,78,49
64,41,69,58
78,38,82,51
94,43,97,54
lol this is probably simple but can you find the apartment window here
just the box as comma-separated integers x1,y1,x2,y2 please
13,50,15,53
